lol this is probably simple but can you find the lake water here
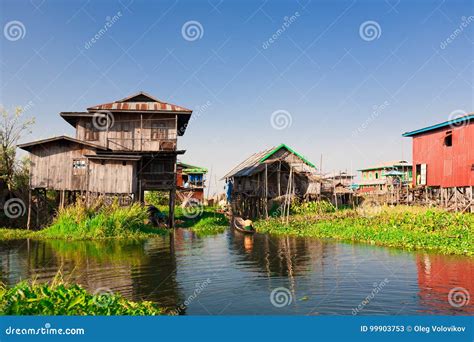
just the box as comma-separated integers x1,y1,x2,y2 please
0,228,472,315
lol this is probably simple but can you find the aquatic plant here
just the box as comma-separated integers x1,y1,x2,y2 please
0,201,168,241
255,205,474,256
176,206,228,236
0,279,165,315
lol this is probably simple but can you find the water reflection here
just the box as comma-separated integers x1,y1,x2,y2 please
0,229,472,315
416,254,473,314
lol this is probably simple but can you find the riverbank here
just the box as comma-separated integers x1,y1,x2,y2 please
0,279,166,315
175,207,227,236
255,205,474,256
0,202,167,241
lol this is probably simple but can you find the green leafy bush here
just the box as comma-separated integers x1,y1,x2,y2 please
0,280,165,315
256,205,474,256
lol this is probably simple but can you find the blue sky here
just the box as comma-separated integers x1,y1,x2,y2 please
1,0,473,191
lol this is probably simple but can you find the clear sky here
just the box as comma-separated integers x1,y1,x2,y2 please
1,0,473,194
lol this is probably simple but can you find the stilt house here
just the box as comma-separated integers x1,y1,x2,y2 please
18,91,193,227
403,113,474,211
222,144,320,219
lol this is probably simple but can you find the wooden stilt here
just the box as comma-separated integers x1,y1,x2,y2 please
35,190,39,229
265,163,269,218
26,188,32,230
168,188,175,228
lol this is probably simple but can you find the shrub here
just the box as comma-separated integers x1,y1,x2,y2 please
0,279,165,315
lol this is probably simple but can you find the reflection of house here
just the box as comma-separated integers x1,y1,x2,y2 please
222,144,320,218
18,92,193,227
176,162,207,202
416,254,473,314
357,161,412,193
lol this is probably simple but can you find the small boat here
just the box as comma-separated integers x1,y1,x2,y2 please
233,216,255,234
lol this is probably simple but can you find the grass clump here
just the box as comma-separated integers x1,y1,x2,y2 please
0,228,34,240
0,279,166,315
0,201,168,241
42,201,167,240
256,205,474,256
175,206,228,236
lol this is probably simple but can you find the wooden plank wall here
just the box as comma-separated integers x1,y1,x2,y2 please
88,160,136,194
30,143,95,190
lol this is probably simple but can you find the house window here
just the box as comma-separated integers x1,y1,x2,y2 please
375,172,379,179
84,122,99,141
444,131,452,147
72,159,87,175
151,123,168,140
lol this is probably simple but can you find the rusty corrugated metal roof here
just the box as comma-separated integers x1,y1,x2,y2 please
87,91,192,113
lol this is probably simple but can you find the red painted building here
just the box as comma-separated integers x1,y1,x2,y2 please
403,114,474,187
176,162,207,202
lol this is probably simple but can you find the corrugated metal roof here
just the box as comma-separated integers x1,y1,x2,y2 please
18,135,107,152
402,114,474,137
358,160,411,171
87,91,192,113
222,144,317,179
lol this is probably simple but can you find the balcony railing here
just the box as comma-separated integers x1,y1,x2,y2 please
106,137,177,151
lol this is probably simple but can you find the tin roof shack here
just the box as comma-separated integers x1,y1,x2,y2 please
222,144,320,219
403,114,474,212
322,172,355,207
18,92,193,228
176,162,207,202
356,161,412,194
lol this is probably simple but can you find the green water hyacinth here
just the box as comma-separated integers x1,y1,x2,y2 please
255,205,474,256
0,201,168,241
0,280,166,315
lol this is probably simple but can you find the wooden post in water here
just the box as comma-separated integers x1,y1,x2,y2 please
169,188,175,228
26,188,32,230
265,163,268,218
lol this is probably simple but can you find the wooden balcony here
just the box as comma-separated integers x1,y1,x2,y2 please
106,137,177,152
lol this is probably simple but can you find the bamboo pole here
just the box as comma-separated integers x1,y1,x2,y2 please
265,163,269,218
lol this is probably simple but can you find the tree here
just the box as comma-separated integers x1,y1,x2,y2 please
0,107,35,191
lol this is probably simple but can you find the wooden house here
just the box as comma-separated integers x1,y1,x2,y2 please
356,161,412,194
322,171,355,207
403,113,474,211
176,162,207,202
222,144,320,219
18,92,193,227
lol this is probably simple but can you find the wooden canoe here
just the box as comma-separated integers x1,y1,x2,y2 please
233,217,255,234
